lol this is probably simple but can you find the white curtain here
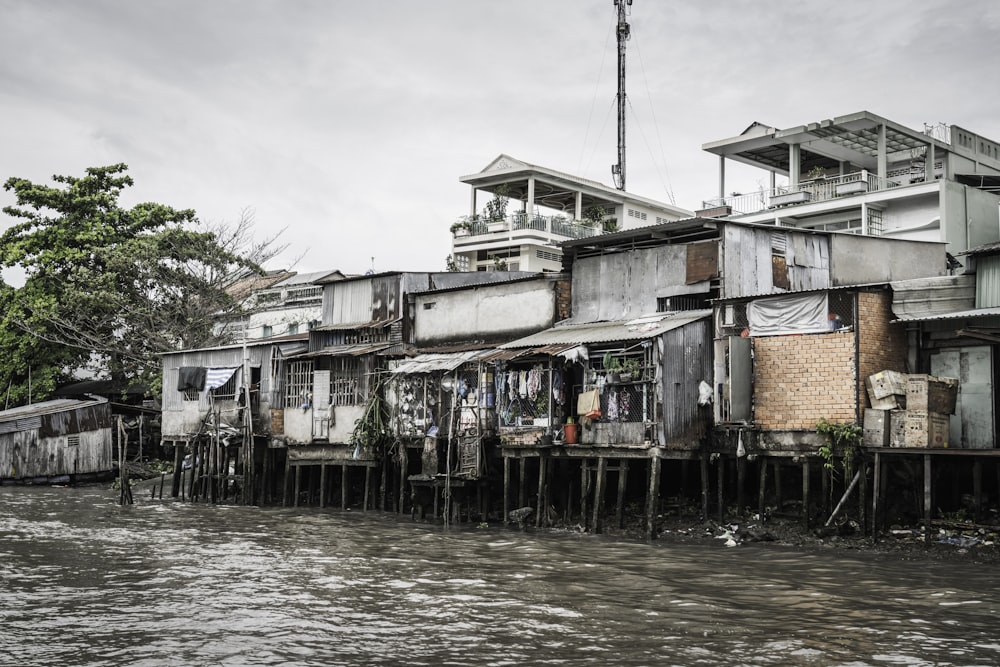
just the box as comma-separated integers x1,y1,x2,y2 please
747,293,830,336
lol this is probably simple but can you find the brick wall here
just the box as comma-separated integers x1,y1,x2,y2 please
753,331,856,430
555,278,572,321
856,290,908,403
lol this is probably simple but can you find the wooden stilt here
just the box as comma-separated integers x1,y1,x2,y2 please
974,457,983,523
923,454,932,528
282,460,291,507
872,451,881,541
503,455,511,526
773,461,783,511
700,452,709,522
399,447,408,514
516,458,526,510
616,459,629,529
293,465,301,507
172,444,184,498
341,465,348,510
859,457,868,534
758,456,767,520
645,455,661,540
736,456,746,517
717,456,725,522
580,459,590,527
802,458,811,529
821,464,830,516
593,457,606,534
536,456,546,528
319,464,327,508
364,466,371,512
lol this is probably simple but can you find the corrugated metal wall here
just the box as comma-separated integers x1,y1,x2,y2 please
723,226,831,298
659,318,713,447
976,255,1000,308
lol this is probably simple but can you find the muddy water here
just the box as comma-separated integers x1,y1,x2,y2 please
1,486,998,666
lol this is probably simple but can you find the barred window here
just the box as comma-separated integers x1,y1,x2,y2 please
330,357,365,406
211,372,239,400
285,360,314,408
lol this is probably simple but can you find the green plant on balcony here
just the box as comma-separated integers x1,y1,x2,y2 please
805,166,827,182
601,217,619,233
484,184,511,221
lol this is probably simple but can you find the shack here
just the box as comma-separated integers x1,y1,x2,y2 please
0,398,114,484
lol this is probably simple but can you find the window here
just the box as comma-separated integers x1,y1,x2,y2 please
627,208,648,221
330,357,365,406
211,372,238,400
285,360,314,408
657,294,710,312
262,325,273,338
287,322,299,335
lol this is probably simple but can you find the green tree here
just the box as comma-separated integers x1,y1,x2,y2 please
0,164,282,405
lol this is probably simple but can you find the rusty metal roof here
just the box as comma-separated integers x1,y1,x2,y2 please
390,350,494,374
0,397,107,423
499,310,712,348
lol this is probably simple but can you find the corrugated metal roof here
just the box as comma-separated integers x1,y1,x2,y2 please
890,274,976,321
892,306,1000,323
0,397,107,423
390,350,493,374
499,310,712,348
288,342,393,358
313,317,400,331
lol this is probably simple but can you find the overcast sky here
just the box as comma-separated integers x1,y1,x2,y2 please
2,0,998,279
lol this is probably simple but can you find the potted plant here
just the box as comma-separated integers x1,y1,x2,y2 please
450,219,472,237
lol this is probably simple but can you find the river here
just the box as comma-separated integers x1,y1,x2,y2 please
1,485,998,666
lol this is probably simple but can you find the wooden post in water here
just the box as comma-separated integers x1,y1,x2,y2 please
700,452,709,521
717,456,725,522
341,465,349,510
736,456,746,517
974,457,983,523
802,458,811,529
580,459,590,527
859,458,868,534
871,451,881,541
319,464,327,508
536,456,546,528
399,448,408,515
645,454,661,540
518,458,527,509
503,455,510,526
616,459,629,529
758,456,767,520
172,444,184,498
364,466,371,512
923,454,932,529
293,465,301,507
592,457,606,534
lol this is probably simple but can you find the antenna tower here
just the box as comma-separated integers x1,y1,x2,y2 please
612,0,632,191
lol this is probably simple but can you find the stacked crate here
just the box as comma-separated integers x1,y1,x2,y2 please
903,375,958,448
863,371,958,448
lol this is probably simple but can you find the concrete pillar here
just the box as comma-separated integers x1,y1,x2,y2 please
877,124,887,183
469,186,477,217
574,191,583,221
527,176,535,218
719,155,726,200
789,144,801,188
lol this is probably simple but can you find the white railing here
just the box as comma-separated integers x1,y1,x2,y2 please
702,170,902,215
455,213,604,240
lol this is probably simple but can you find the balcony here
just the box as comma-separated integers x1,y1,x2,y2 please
451,212,607,241
701,170,902,216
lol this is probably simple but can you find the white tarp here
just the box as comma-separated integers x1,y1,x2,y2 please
205,367,239,390
747,293,830,336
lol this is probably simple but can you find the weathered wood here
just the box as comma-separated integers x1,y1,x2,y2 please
646,455,661,540
580,459,590,526
758,457,767,520
859,459,868,534
399,448,408,514
593,457,606,534
872,451,881,541
974,458,983,523
536,456,546,528
294,465,301,508
503,456,510,526
802,458,810,529
364,466,371,512
700,452,709,521
924,454,932,526
616,459,629,529
773,461,783,510
341,465,348,510
172,444,184,498
518,458,527,509
319,464,327,508
736,456,746,517
717,456,725,522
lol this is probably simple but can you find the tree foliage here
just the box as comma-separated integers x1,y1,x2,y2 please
0,164,284,405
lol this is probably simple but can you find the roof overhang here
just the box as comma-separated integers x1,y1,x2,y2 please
702,111,945,176
499,310,712,349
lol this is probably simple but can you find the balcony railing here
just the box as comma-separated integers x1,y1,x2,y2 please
455,213,603,240
701,170,903,215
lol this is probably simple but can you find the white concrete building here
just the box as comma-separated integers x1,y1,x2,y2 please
700,111,1000,255
450,154,692,273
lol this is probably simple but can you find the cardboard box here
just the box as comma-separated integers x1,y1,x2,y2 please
889,409,907,447
868,370,908,399
866,376,905,410
906,375,959,414
863,408,890,447
903,410,950,448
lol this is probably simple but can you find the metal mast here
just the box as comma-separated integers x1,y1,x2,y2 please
612,0,631,191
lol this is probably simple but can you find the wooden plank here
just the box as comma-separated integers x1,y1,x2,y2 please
503,456,510,526
646,456,661,540
617,459,629,529
593,457,607,534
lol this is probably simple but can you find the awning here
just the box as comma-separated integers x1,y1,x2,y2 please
391,350,493,375
312,317,401,332
498,310,712,349
287,342,394,358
